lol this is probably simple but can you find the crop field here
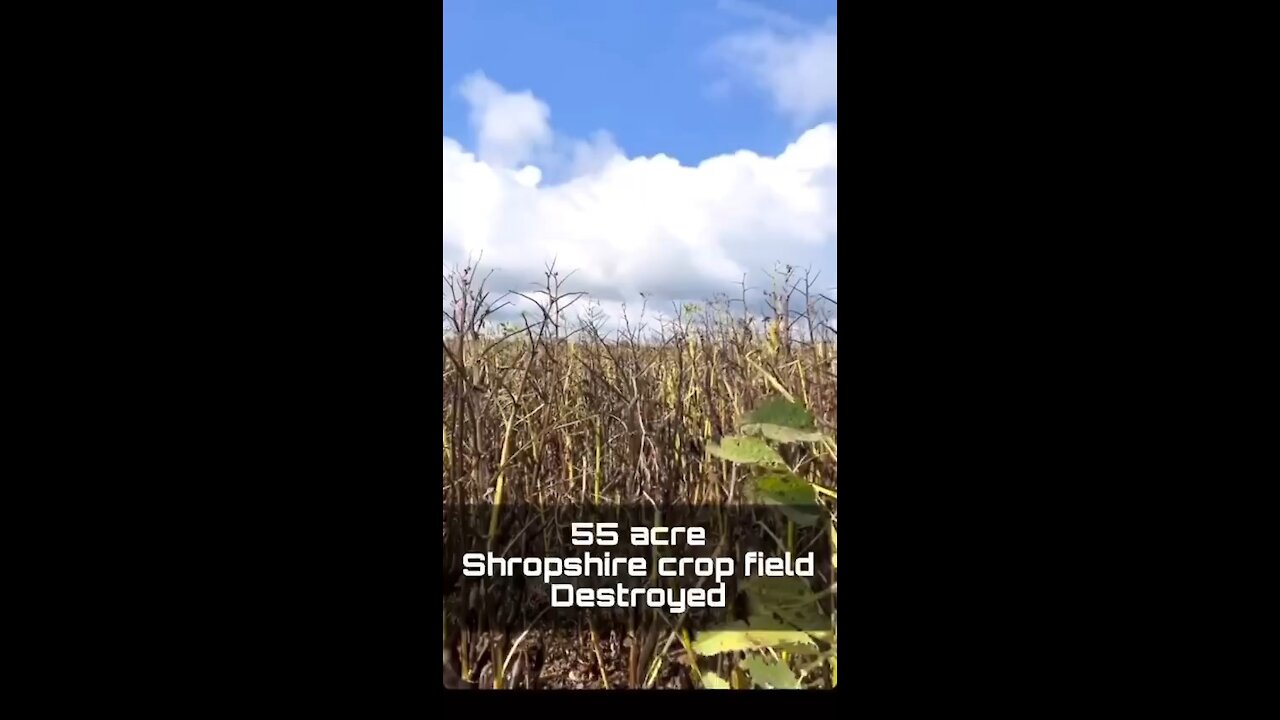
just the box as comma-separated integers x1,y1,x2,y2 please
442,263,838,689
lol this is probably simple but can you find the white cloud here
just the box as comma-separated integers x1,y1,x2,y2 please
457,71,553,168
512,165,542,188
568,130,624,177
711,14,837,124
443,75,838,330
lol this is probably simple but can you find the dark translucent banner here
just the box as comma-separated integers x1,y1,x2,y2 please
443,502,835,633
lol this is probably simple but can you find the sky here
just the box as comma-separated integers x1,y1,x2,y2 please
443,0,837,331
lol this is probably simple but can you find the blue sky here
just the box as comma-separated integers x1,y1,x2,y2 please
443,0,838,329
443,0,837,164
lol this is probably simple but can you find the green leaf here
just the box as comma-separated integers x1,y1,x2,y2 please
692,619,819,655
742,576,816,609
746,471,821,526
692,622,763,655
700,672,731,689
762,608,831,643
741,579,832,640
742,396,817,431
742,397,826,443
740,656,802,689
750,471,817,505
743,422,827,444
750,629,821,654
707,435,785,467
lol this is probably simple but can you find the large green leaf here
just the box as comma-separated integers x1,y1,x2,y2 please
692,622,764,655
707,435,785,467
745,629,820,654
740,656,802,689
742,397,827,443
742,578,832,642
746,471,821,526
700,672,731,689
692,619,819,655
742,396,815,429
750,471,817,505
742,576,816,609
743,422,827,444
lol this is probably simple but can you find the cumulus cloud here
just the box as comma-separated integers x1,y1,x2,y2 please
457,71,553,168
443,74,837,331
710,9,837,125
568,130,625,177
